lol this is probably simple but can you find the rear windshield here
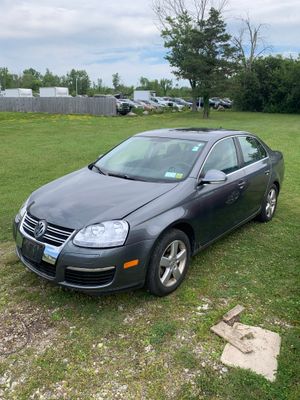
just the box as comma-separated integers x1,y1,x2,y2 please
96,136,206,182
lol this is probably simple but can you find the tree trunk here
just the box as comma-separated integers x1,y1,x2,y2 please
192,97,197,112
203,92,210,119
190,81,198,112
191,89,198,112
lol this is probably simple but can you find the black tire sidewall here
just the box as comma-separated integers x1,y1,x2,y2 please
146,229,191,296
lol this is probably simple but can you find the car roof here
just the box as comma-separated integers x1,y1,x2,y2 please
135,128,253,143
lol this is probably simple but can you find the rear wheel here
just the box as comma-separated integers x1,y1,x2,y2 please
257,184,278,222
146,229,191,296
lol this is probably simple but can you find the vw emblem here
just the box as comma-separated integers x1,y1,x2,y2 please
34,220,47,239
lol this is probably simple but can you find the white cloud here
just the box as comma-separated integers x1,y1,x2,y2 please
0,0,299,85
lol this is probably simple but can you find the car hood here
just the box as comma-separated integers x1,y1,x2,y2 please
28,168,178,229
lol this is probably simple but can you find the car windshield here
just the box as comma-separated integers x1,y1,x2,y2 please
95,136,206,182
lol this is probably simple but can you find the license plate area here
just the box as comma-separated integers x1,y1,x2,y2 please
22,238,44,263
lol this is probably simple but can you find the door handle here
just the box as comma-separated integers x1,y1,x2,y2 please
238,180,246,190
265,170,270,176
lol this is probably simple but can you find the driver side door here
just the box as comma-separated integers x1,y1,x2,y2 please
192,137,247,245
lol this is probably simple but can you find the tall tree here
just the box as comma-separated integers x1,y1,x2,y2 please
160,78,173,95
112,73,122,90
233,16,270,72
154,0,238,117
65,69,91,95
42,69,61,87
139,76,151,88
0,67,15,90
21,68,42,92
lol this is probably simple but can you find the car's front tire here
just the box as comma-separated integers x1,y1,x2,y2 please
146,229,191,296
257,184,278,222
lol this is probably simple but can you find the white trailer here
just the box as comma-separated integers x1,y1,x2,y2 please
133,90,156,101
39,87,69,97
4,88,33,97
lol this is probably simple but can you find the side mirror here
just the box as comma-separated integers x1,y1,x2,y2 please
200,169,227,184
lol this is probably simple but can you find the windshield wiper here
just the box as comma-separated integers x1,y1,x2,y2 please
107,172,138,181
107,172,136,181
90,163,107,175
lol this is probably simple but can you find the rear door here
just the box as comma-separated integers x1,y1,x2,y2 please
235,136,271,217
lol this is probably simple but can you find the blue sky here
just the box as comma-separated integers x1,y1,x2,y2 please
0,0,299,86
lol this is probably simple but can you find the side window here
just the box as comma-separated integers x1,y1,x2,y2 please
238,136,267,166
202,138,239,175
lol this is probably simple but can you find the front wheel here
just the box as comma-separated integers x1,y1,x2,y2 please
256,184,278,222
146,229,191,297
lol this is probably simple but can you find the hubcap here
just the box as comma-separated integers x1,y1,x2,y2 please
159,240,187,287
265,188,277,218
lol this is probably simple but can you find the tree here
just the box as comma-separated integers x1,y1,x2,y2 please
154,0,238,117
139,76,150,88
0,67,15,89
137,76,173,96
159,78,173,95
112,73,122,90
42,69,61,87
232,16,270,72
65,69,91,95
21,68,42,92
233,55,300,114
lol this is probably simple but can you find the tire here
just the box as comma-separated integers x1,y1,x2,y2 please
146,229,191,297
256,184,278,222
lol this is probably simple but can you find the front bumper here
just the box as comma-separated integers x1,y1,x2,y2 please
13,220,154,295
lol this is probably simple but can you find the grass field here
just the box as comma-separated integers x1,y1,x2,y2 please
0,111,299,399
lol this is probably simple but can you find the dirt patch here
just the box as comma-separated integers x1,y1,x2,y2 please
0,304,57,359
0,312,29,356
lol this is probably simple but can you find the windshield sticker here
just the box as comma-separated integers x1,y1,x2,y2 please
165,172,177,178
192,146,200,151
165,172,184,179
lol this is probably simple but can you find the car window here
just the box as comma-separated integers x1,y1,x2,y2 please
96,137,206,182
202,138,239,175
238,136,267,166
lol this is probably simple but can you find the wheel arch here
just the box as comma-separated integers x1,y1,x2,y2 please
273,180,280,193
148,220,196,256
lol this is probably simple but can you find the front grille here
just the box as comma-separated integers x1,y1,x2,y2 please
22,213,74,247
65,267,116,287
23,255,56,277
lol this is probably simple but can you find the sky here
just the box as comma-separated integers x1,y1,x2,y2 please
0,0,299,86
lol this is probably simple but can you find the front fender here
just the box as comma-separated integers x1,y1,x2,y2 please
126,206,193,245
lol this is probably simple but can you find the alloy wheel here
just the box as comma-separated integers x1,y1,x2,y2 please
159,240,187,287
265,188,277,218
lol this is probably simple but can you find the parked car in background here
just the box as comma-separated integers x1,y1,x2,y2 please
162,97,185,110
116,99,131,115
172,98,193,108
122,99,144,110
14,128,284,297
151,97,171,107
138,100,162,111
210,97,232,109
197,98,216,108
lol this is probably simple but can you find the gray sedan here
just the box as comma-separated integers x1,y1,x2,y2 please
13,128,284,296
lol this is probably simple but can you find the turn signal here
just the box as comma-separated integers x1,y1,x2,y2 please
124,259,139,269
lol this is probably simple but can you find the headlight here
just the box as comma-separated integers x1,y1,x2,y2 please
15,198,29,223
73,221,129,248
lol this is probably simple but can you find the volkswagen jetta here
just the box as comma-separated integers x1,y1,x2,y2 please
13,128,284,296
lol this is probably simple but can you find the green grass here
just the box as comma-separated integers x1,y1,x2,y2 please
0,111,299,399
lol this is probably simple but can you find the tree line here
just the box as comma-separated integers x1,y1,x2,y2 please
0,67,192,98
